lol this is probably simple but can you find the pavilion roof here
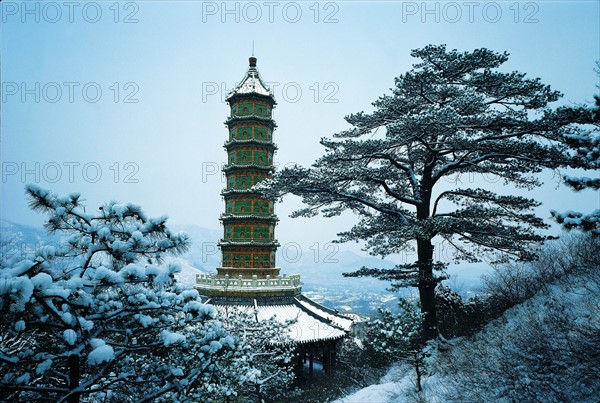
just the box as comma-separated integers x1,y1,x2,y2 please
208,295,353,344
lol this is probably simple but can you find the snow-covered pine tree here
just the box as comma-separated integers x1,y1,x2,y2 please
0,185,235,402
365,299,423,358
259,45,594,340
364,299,425,391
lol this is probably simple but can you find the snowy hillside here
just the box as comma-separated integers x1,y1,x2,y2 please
334,263,600,402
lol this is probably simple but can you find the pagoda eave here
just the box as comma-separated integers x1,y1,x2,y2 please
196,272,300,298
225,115,278,128
222,164,275,173
226,91,277,106
220,214,279,222
218,239,280,247
224,139,278,150
221,189,266,197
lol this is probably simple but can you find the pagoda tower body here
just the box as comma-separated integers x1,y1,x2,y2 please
196,56,301,298
196,57,352,377
220,55,280,280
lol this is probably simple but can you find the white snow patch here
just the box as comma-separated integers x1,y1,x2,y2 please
63,329,78,345
15,320,26,332
334,382,401,403
88,344,115,365
90,338,106,349
160,330,186,346
31,272,53,289
36,359,53,375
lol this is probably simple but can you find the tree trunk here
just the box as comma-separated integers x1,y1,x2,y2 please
414,350,422,393
416,174,439,341
67,354,80,403
255,382,262,403
417,239,438,341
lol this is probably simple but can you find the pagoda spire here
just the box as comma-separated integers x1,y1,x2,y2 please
227,56,274,100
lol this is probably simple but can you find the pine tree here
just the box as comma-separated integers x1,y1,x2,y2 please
260,45,594,340
0,185,234,402
551,63,600,234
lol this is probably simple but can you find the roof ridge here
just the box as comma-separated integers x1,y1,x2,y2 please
292,297,346,333
296,294,354,320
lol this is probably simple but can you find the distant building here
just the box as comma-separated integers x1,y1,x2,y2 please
196,56,352,377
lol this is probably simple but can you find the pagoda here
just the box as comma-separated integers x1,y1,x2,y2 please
196,56,352,376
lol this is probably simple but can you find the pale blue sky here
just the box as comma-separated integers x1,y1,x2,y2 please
2,1,599,262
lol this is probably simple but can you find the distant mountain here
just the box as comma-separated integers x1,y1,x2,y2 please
171,223,397,292
1,219,398,294
280,249,396,292
0,219,60,257
169,257,208,289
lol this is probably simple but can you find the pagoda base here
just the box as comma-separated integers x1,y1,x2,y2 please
195,272,302,298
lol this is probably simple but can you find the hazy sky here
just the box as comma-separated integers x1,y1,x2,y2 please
2,1,599,263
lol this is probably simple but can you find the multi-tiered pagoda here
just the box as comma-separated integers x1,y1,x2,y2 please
196,56,352,376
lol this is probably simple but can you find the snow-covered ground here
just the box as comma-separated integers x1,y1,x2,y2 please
333,264,600,402
333,365,418,403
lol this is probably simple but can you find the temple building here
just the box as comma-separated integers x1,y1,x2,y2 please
195,56,352,376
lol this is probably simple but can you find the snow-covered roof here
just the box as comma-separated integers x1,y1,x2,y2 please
210,297,352,344
227,57,274,100
294,295,354,331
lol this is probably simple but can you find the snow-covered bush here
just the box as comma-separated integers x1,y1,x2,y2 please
365,299,423,359
200,308,297,402
433,233,600,402
431,233,600,340
0,186,234,402
481,233,599,317
434,285,487,338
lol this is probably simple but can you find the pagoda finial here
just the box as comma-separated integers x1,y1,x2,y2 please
249,55,257,68
252,40,255,56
